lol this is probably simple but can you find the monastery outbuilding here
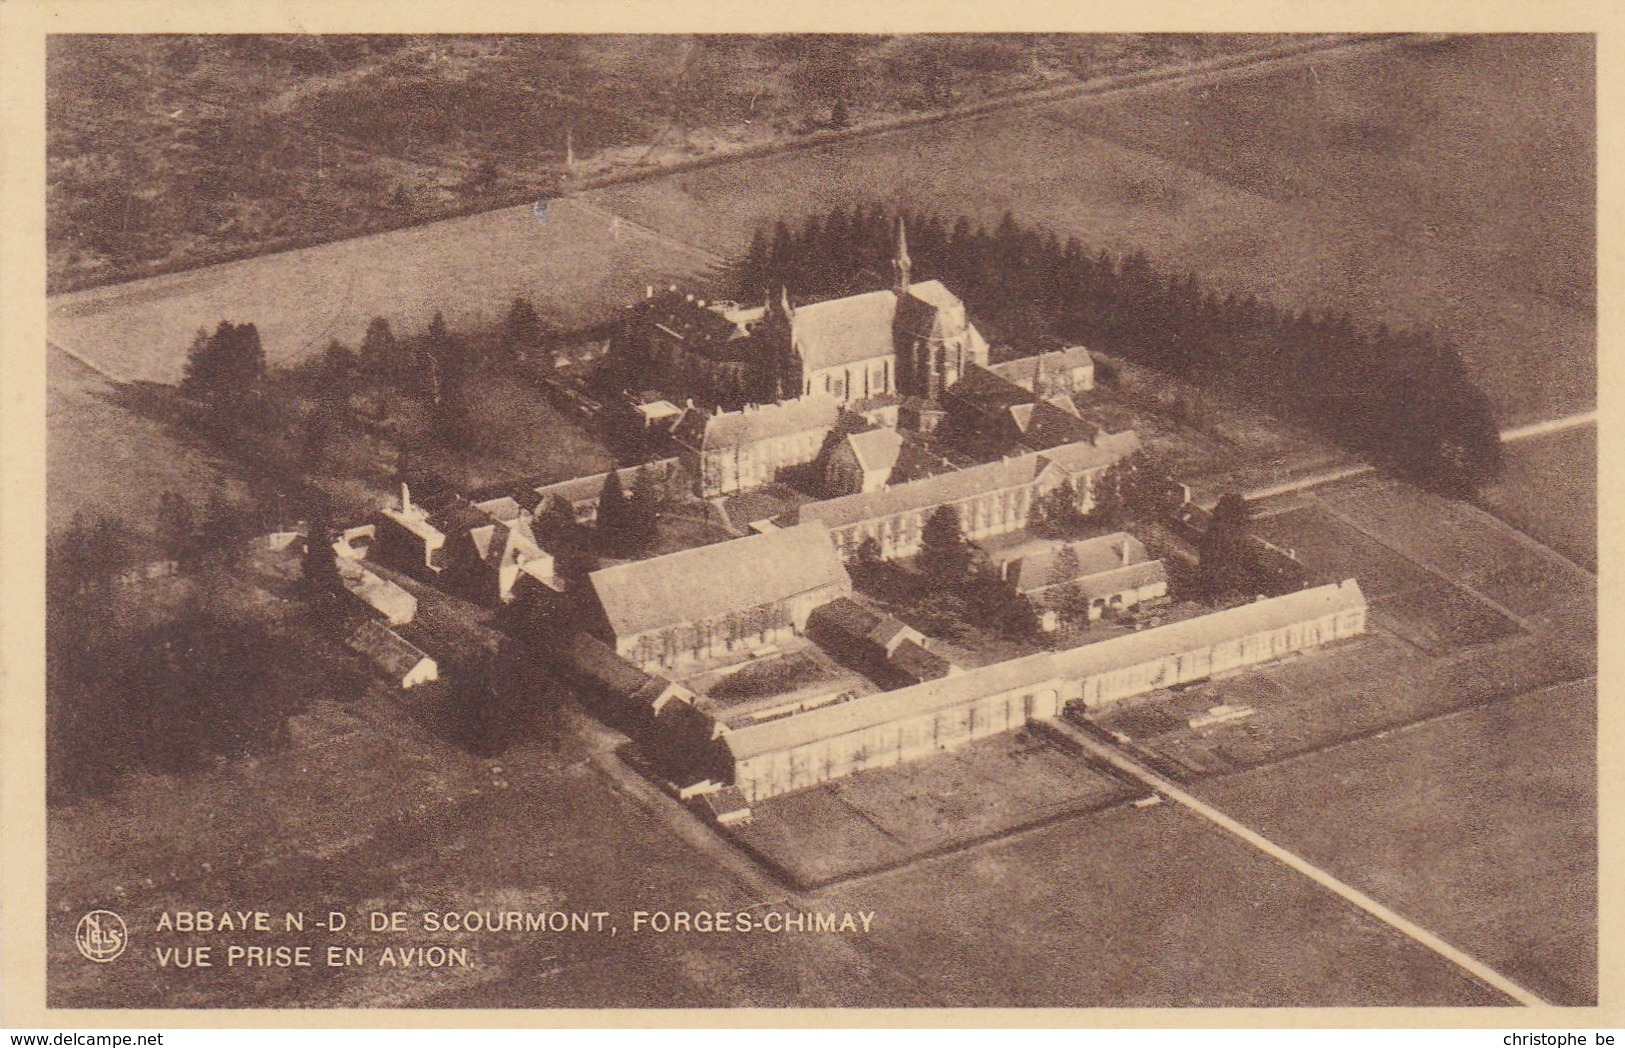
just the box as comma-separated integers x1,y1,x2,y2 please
582,521,853,672
719,579,1366,801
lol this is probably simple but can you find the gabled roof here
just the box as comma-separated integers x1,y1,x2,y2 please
381,504,445,547
588,522,850,639
338,560,417,623
473,495,525,523
724,579,1365,760
1038,430,1140,476
438,502,492,541
1045,394,1083,418
1017,400,1096,450
989,346,1095,389
642,292,752,359
1074,560,1169,602
727,646,1059,760
534,458,680,508
800,453,1044,530
785,280,982,373
564,632,663,702
948,364,1035,411
846,427,905,476
996,533,1152,589
866,615,916,651
888,639,952,683
790,289,900,372
904,279,967,314
1048,579,1364,677
471,515,547,568
681,395,841,453
701,786,753,820
347,620,433,679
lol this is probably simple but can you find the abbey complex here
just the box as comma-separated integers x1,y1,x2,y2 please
336,216,1363,820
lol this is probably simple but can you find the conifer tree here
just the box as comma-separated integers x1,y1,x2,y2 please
594,470,631,554
917,505,972,588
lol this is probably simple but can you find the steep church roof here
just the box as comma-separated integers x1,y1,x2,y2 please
788,279,979,373
790,289,900,372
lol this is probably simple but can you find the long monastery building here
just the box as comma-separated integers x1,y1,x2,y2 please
719,579,1367,802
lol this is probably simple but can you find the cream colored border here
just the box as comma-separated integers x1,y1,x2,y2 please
1,0,1617,1029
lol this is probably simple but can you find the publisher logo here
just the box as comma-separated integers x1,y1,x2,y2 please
75,910,128,962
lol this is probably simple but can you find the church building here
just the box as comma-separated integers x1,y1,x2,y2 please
619,219,990,422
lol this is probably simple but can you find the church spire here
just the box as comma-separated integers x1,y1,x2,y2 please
892,215,912,296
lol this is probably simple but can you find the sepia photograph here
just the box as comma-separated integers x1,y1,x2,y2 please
6,13,1604,1020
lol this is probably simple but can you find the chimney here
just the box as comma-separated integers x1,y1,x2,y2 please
646,285,654,298
1121,540,1130,566
401,482,412,513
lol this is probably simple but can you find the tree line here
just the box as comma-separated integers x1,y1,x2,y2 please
737,205,1503,493
180,298,553,477
46,511,302,803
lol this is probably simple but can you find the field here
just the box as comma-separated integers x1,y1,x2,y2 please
1194,679,1597,1005
49,35,1593,430
594,35,1593,428
812,799,1503,1007
729,730,1137,887
48,35,1286,292
44,711,1501,1007
1321,480,1595,625
1110,473,1594,781
46,346,249,541
1253,502,1524,656
48,708,1508,1008
1478,427,1597,571
42,34,1597,1010
1253,504,1430,600
48,197,724,386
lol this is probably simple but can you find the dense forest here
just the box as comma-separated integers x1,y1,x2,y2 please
737,206,1504,493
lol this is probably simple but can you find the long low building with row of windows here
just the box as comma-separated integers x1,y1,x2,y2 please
714,578,1367,803
798,430,1141,562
